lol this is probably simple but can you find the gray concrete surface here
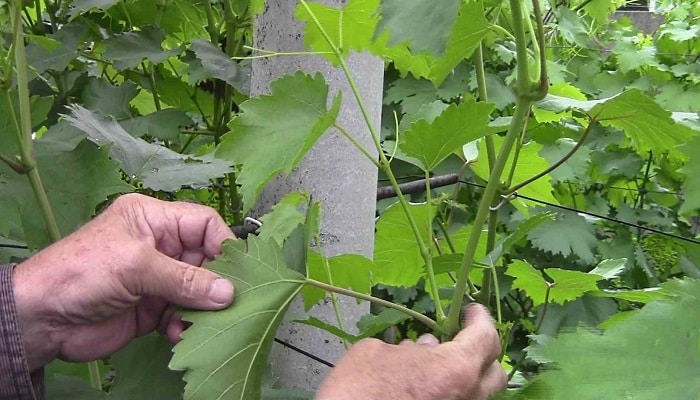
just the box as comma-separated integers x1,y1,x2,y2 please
251,0,384,390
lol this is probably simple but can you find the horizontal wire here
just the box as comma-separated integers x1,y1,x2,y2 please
457,179,700,246
273,337,335,368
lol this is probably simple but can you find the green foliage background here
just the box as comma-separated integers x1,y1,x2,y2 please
1,0,699,398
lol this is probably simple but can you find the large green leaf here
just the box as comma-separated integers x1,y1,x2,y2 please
110,334,185,399
302,251,373,310
297,0,491,85
190,39,247,93
527,210,598,264
373,201,434,287
375,0,460,56
25,23,87,74
506,261,603,306
258,192,309,246
103,26,181,71
120,109,193,141
216,72,341,213
171,237,306,400
680,136,700,215
0,140,131,249
398,99,494,171
65,106,232,192
529,278,700,399
471,136,559,209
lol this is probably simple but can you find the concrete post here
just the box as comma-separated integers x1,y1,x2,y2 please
251,0,384,390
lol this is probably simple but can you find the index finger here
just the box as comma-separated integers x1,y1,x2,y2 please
453,304,502,368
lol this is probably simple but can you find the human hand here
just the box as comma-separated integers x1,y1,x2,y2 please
316,304,507,400
12,193,235,371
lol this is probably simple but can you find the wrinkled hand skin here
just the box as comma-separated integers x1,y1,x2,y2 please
316,304,507,400
13,194,236,372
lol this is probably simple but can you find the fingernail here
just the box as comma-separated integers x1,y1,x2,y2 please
209,279,234,305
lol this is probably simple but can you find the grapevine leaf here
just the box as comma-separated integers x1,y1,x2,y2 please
373,202,434,287
506,260,548,306
103,26,181,71
82,79,138,119
297,0,491,85
593,288,666,303
532,278,700,399
357,308,411,338
120,109,193,141
170,237,306,400
110,333,184,399
527,211,598,264
539,138,592,184
543,268,602,305
398,99,494,171
65,105,232,192
471,136,559,209
0,140,132,249
258,192,309,246
25,23,87,74
680,136,700,215
46,377,107,400
302,251,372,310
537,295,618,337
375,0,460,56
589,89,697,158
69,0,120,19
293,316,360,343
588,259,627,280
482,212,556,265
296,0,380,62
217,72,341,213
190,39,247,93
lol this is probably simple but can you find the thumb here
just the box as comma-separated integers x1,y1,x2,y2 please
134,251,234,310
453,304,501,367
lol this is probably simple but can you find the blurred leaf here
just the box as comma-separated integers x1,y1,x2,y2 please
376,0,460,56
120,109,193,140
588,259,627,280
171,237,306,400
65,106,231,192
0,139,131,249
190,39,248,94
110,334,184,399
531,279,700,399
217,72,340,213
103,26,181,70
680,136,700,214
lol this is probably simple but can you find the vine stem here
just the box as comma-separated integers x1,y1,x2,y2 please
508,283,551,380
506,117,595,195
424,169,445,322
11,2,102,389
445,0,536,337
314,236,349,349
9,3,61,243
305,278,442,334
299,0,444,322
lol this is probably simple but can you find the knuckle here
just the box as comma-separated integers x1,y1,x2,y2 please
179,265,204,300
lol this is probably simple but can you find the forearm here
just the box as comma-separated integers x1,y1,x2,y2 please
0,263,44,400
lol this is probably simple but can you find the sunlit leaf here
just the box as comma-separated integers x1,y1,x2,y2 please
373,202,434,287
171,237,306,400
399,99,494,171
217,72,341,213
302,251,372,310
